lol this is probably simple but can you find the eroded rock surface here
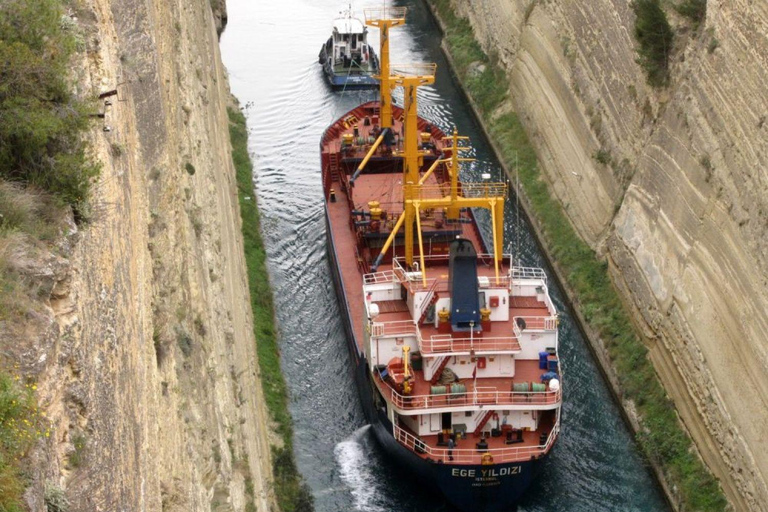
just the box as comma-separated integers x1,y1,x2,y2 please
449,1,768,510
10,0,274,511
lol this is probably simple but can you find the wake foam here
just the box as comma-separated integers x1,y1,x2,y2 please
334,426,388,512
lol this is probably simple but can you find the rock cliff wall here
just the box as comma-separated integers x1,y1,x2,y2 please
11,0,275,510
449,1,768,510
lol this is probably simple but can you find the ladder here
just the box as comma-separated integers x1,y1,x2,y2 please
329,152,340,182
428,356,450,385
473,410,495,436
417,290,439,325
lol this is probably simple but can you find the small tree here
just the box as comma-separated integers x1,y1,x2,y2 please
632,0,674,86
0,0,99,220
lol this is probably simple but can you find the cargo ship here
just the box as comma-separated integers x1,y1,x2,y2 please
320,8,562,511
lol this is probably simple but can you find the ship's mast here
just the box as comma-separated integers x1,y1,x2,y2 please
364,7,406,130
362,10,507,284
349,8,407,185
392,64,436,270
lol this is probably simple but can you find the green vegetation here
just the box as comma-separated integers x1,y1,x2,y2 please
68,432,86,468
44,482,70,512
427,1,727,510
676,0,707,29
228,107,313,512
1,0,94,506
1,374,44,512
593,149,612,165
707,36,719,54
0,0,99,221
631,0,675,86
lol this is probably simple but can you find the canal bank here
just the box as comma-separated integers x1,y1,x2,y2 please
421,1,726,511
228,105,314,511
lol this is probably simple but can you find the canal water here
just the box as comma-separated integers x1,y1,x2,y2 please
220,1,670,511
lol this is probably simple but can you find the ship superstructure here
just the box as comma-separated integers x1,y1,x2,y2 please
320,7,561,510
318,6,380,89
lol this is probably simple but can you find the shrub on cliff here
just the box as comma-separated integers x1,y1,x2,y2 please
676,0,707,29
632,0,674,86
0,0,99,221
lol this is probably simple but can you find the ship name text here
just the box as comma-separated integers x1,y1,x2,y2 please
451,466,521,478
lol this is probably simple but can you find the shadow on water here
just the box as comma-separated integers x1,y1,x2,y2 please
220,1,670,510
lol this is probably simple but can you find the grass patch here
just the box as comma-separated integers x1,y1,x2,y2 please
228,107,313,512
427,2,727,510
631,0,674,87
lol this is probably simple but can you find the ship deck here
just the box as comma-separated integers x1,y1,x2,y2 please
327,185,487,352
373,358,562,412
394,413,556,465
371,293,550,355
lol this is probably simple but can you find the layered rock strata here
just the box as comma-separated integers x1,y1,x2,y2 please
448,1,768,510
10,0,275,510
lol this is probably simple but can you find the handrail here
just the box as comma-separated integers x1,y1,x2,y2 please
371,320,418,337
421,334,520,354
369,318,521,353
381,381,562,411
512,316,558,339
393,423,560,464
363,270,398,284
511,266,547,281
417,278,440,321
513,316,558,331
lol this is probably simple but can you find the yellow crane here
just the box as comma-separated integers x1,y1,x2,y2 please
361,9,507,285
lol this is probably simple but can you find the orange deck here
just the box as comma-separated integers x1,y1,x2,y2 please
324,104,487,352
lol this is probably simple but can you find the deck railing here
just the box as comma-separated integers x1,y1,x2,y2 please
421,333,521,354
363,270,399,285
369,320,522,354
512,316,558,339
511,266,547,281
371,320,418,338
383,382,561,412
392,423,560,464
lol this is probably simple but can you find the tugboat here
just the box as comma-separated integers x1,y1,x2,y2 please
318,5,380,89
321,7,562,511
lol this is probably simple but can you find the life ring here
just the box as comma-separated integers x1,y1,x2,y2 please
481,452,494,465
492,413,499,421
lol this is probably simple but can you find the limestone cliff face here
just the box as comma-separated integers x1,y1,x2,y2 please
13,0,274,510
449,0,768,510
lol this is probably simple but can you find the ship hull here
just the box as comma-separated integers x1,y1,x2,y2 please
324,205,547,512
